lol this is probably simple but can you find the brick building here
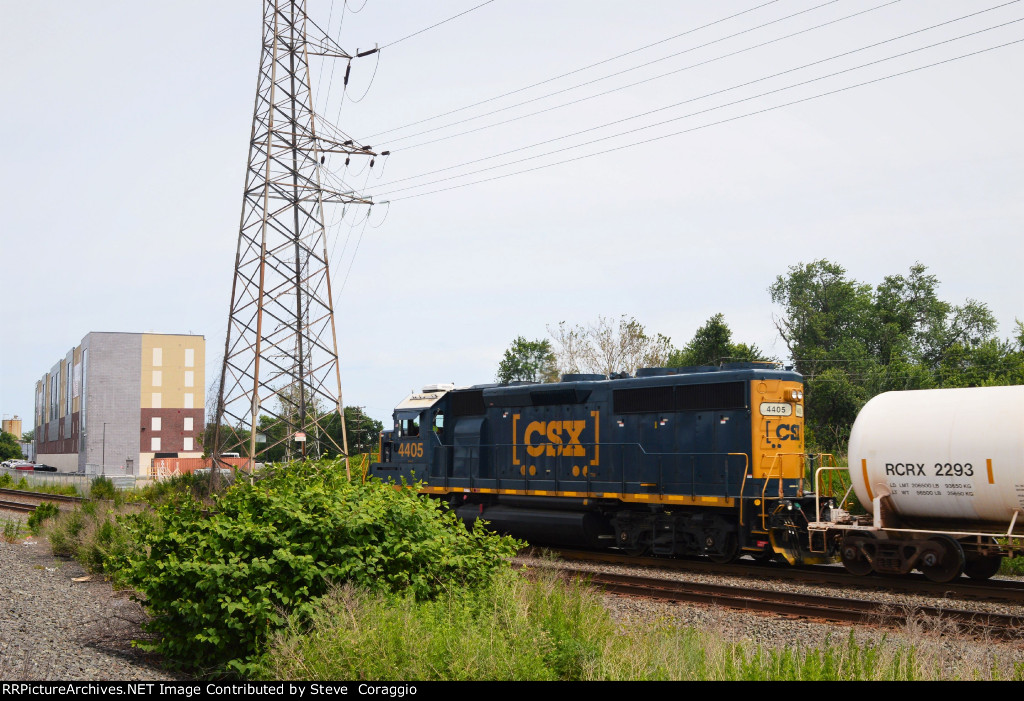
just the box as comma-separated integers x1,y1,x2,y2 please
34,332,205,475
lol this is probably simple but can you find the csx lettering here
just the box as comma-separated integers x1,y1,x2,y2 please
775,423,801,440
885,462,925,476
524,420,586,457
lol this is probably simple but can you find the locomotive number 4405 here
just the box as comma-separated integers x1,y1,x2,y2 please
397,442,424,458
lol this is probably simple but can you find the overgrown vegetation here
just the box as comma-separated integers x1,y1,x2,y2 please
90,476,117,501
260,565,1024,681
2,518,20,543
109,460,521,676
26,501,60,534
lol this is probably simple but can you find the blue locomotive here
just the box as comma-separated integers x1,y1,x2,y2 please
369,363,827,563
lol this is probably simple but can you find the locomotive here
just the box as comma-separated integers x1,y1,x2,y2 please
369,363,832,566
368,367,1024,582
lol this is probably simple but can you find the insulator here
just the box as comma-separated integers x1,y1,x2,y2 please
343,140,353,146
345,157,350,166
369,159,375,168
320,156,325,164
344,62,351,87
381,151,390,156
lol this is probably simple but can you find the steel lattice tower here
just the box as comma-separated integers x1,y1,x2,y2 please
213,0,375,472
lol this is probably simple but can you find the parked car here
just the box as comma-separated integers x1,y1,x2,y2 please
33,464,57,472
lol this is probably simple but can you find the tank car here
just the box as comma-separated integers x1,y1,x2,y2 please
369,363,836,564
811,385,1024,583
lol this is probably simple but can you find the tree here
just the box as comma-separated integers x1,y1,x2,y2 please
0,431,26,461
547,315,673,377
668,313,771,367
769,259,1015,452
496,337,558,384
21,430,34,443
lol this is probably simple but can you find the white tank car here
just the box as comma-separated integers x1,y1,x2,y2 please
847,385,1024,524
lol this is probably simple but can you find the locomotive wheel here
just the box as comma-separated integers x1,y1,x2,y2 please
840,531,875,576
707,535,739,564
920,535,964,583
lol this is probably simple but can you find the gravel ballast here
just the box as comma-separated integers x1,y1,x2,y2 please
0,537,181,681
4,531,1024,681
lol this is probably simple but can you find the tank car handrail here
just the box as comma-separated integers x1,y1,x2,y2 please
812,465,855,525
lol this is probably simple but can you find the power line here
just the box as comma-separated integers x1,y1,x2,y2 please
382,0,501,50
372,1,1018,191
378,0,862,148
367,32,1024,202
360,0,786,140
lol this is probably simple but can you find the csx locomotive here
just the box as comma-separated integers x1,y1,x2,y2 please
369,363,830,565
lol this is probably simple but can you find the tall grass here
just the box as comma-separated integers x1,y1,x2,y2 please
259,567,1021,681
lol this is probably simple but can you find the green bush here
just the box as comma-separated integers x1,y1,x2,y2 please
0,473,12,488
117,460,522,676
90,476,116,500
27,502,60,534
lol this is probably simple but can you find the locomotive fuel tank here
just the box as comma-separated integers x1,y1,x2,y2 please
847,385,1024,526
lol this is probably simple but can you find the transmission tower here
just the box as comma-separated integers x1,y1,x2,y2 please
213,0,376,475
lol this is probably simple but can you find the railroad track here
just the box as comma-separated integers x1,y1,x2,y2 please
566,568,1024,641
0,488,85,504
546,547,1024,604
0,499,37,513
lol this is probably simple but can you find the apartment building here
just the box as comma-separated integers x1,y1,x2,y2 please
34,332,205,475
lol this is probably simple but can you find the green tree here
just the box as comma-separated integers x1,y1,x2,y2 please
497,336,558,384
668,313,771,367
769,259,1015,452
0,431,24,461
21,429,34,443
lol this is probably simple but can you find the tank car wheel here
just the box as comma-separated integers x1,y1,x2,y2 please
840,531,875,577
963,555,1002,581
920,535,964,583
962,537,1002,581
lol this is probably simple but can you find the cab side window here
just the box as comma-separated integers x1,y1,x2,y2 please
398,417,420,437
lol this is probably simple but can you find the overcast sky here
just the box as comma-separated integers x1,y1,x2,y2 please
1,0,1022,428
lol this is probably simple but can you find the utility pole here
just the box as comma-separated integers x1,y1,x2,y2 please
213,0,377,478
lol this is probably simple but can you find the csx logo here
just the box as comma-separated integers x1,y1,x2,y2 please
767,422,801,441
523,420,585,457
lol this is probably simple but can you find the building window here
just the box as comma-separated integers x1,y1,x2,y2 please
152,393,162,409
184,371,194,388
184,393,194,409
152,417,162,431
153,347,162,366
152,370,162,387
183,417,194,432
151,437,161,451
184,437,193,451
184,348,194,367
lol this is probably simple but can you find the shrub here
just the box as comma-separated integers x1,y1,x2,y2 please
90,476,116,500
27,502,60,534
0,473,12,488
117,460,522,675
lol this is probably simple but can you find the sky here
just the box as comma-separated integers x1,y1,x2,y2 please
1,0,1022,428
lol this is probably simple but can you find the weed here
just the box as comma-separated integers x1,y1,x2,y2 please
26,502,60,534
2,519,20,543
